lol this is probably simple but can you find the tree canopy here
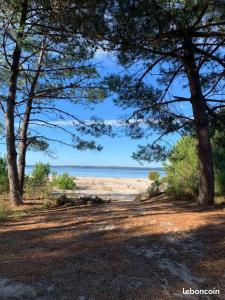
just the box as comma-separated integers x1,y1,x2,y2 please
0,0,112,203
103,0,225,205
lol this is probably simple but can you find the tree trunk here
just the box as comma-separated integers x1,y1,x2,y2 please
18,114,29,197
5,110,21,205
18,40,46,196
182,40,214,206
5,0,28,205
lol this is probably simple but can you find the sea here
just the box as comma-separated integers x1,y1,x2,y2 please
25,165,166,179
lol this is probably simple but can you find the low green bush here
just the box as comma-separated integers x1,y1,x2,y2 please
25,162,51,198
146,171,162,197
147,178,161,197
52,172,76,190
25,176,51,198
31,162,50,181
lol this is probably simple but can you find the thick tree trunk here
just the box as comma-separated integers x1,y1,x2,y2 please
5,110,21,205
5,0,28,205
18,114,29,197
182,41,214,206
18,41,45,196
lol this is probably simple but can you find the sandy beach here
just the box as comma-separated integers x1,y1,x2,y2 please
54,176,150,201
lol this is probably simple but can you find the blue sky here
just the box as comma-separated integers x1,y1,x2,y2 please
0,51,192,167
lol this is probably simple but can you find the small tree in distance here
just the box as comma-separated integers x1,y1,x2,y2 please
164,136,199,198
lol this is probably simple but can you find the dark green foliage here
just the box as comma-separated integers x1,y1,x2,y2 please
0,0,112,159
27,139,49,152
0,158,9,194
104,0,225,162
52,172,76,190
212,130,225,195
164,136,199,198
164,134,225,198
32,162,50,180
147,171,161,197
147,180,161,197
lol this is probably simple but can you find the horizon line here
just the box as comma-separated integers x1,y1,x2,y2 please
26,164,163,169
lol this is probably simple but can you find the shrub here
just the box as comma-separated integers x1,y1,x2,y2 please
25,162,51,198
148,171,160,181
52,172,76,190
0,157,9,194
25,176,51,198
164,136,199,199
31,162,50,180
147,177,161,197
146,171,162,197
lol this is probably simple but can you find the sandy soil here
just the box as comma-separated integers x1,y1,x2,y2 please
54,176,150,201
1,193,225,299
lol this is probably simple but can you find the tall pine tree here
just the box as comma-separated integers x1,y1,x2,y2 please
0,0,110,203
103,0,225,206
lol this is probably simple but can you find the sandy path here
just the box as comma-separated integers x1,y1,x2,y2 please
0,195,225,299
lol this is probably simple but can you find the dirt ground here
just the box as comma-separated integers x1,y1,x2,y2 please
1,194,225,299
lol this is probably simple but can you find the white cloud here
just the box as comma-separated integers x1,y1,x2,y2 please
94,48,110,59
34,118,149,127
21,119,126,127
15,119,148,128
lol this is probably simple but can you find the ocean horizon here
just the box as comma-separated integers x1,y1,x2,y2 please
25,165,165,178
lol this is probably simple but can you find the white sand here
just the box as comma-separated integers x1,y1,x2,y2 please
54,176,150,201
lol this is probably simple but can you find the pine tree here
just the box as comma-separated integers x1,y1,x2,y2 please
0,1,110,203
104,0,225,206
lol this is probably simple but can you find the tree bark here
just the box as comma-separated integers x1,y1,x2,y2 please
18,42,45,196
5,0,28,205
182,40,214,206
